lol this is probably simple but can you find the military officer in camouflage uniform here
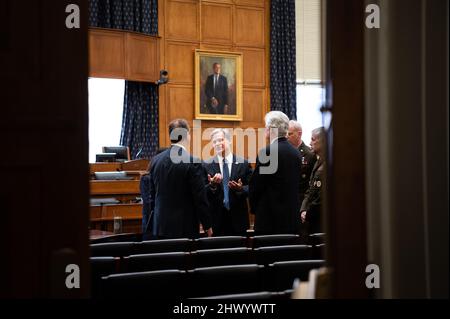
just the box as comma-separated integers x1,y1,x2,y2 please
288,121,317,240
287,120,317,205
300,127,326,235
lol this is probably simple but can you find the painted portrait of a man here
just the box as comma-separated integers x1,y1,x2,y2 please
195,50,242,121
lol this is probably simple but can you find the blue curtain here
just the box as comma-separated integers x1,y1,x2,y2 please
120,82,159,159
89,0,157,35
270,0,297,120
89,0,159,158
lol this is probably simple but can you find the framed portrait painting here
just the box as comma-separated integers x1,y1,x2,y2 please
195,50,243,121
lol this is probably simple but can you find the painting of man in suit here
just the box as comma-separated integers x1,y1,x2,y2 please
195,50,242,121
205,63,229,114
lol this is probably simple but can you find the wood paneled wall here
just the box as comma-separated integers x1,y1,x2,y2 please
89,28,160,82
158,0,270,158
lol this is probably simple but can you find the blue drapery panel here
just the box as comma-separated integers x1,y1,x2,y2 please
120,82,159,159
89,0,157,35
270,0,297,120
89,0,159,158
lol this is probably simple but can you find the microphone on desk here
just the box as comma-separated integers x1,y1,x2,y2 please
135,146,144,159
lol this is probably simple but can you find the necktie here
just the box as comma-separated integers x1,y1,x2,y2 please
222,158,230,210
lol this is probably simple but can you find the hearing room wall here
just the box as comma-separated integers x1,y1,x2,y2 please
158,0,270,159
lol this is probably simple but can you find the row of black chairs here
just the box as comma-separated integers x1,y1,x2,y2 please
91,233,326,246
90,234,325,257
199,290,295,299
92,245,324,273
94,261,325,298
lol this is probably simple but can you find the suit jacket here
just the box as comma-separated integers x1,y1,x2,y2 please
300,157,324,234
205,74,228,114
204,155,252,235
298,141,317,205
249,138,302,234
140,174,151,234
149,146,212,238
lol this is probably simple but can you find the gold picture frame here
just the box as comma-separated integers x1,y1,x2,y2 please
195,49,243,121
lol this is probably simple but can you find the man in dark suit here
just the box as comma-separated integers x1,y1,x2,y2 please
140,164,152,239
249,111,302,235
301,127,326,235
140,147,168,241
204,63,229,114
148,119,213,239
204,128,252,236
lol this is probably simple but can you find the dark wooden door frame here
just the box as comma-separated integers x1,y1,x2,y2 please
324,0,369,298
0,0,89,297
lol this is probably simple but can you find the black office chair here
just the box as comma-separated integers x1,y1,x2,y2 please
123,252,190,272
136,238,192,254
187,264,263,298
275,289,295,299
90,233,141,244
194,236,247,250
192,247,253,268
313,243,326,259
254,245,313,265
90,257,117,298
90,242,135,257
102,146,130,162
101,269,187,298
266,260,326,291
251,234,301,248
197,290,294,300
197,291,275,299
309,233,326,245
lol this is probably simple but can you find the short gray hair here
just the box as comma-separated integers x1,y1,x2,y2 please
210,128,232,141
311,127,326,140
265,111,289,137
289,120,302,132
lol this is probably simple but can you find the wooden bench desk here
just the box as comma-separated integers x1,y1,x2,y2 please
90,202,142,233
